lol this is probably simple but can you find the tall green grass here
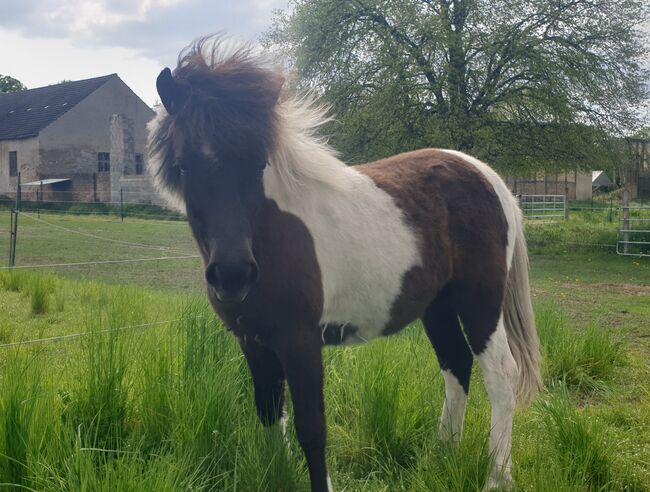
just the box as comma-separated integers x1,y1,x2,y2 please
536,303,624,394
0,270,61,315
0,271,646,490
540,387,615,490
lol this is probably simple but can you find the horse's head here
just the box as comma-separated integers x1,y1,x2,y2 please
148,38,283,303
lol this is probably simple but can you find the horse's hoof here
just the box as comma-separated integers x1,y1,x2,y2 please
483,471,514,491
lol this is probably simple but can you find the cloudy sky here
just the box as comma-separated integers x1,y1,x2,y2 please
0,0,289,106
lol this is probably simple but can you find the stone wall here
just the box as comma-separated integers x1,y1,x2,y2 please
0,137,40,195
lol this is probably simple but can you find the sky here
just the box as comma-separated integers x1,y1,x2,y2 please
1,1,648,110
0,0,290,106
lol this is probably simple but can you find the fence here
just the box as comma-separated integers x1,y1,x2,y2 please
519,194,567,221
617,205,650,257
1,174,197,273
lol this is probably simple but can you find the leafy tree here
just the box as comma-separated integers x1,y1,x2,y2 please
266,0,649,174
0,75,26,94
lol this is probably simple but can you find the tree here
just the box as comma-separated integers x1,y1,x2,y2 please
266,0,649,174
0,75,26,93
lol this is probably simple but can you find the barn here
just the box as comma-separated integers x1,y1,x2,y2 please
0,74,163,205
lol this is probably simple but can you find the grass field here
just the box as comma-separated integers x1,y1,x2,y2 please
0,208,648,491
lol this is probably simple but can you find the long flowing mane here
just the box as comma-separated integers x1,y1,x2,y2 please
147,36,348,210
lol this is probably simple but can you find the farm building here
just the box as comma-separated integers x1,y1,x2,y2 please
505,171,593,201
0,74,163,205
592,171,614,191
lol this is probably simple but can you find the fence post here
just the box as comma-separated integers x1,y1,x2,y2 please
8,173,21,267
622,186,630,255
38,179,43,218
609,197,613,223
120,188,124,222
7,210,14,268
564,172,569,220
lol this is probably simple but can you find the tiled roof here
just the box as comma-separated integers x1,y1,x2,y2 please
0,74,116,140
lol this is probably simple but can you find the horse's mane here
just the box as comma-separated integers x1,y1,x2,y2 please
147,35,345,208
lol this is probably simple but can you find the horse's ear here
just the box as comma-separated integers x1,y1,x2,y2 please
156,67,189,115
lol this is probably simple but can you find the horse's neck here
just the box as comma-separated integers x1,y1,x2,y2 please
264,129,360,207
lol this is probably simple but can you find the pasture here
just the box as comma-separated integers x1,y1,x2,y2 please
0,208,648,491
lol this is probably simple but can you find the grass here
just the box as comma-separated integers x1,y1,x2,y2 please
536,303,624,395
0,207,648,490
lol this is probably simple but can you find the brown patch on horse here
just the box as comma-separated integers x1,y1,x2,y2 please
207,197,324,347
358,149,509,343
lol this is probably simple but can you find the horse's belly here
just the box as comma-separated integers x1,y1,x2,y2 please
318,267,413,345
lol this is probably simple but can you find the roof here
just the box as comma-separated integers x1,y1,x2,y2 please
592,171,613,187
22,178,71,186
0,74,117,140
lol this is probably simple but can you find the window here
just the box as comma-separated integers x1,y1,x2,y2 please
98,152,110,172
135,154,144,175
8,151,17,177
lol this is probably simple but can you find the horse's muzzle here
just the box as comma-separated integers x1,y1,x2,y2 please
205,260,258,303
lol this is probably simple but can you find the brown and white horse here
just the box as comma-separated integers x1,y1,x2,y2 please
148,38,542,492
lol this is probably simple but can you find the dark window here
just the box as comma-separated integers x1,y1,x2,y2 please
98,152,110,172
135,154,144,175
8,151,17,177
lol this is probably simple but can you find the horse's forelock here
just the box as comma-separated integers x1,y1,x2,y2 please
158,36,283,164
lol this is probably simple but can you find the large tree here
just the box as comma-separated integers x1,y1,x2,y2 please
266,0,649,173
0,75,26,94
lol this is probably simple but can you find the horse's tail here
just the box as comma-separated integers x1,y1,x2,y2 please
503,207,542,406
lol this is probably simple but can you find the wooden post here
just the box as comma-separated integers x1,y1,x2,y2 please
564,171,569,220
120,188,124,222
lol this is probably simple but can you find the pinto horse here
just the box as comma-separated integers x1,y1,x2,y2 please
148,38,542,492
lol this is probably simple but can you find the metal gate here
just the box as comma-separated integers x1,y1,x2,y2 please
519,194,566,221
617,205,650,256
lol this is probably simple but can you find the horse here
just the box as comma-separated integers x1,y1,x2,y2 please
147,37,542,492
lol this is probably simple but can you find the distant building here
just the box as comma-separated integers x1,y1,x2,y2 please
0,74,163,205
592,171,614,191
506,171,593,201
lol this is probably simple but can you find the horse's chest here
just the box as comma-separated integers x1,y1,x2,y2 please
265,169,422,344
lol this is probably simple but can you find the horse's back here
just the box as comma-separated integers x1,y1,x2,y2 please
358,148,512,318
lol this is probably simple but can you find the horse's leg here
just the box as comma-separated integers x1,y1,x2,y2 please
422,293,473,443
276,334,331,492
453,285,517,490
240,337,286,429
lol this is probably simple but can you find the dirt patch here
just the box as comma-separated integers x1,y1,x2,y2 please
587,283,650,296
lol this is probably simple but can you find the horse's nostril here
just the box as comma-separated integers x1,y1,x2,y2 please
206,260,259,297
205,263,220,288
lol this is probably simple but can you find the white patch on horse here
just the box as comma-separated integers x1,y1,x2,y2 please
146,106,186,214
437,150,519,268
264,99,421,342
439,369,468,443
279,405,292,454
477,315,517,489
